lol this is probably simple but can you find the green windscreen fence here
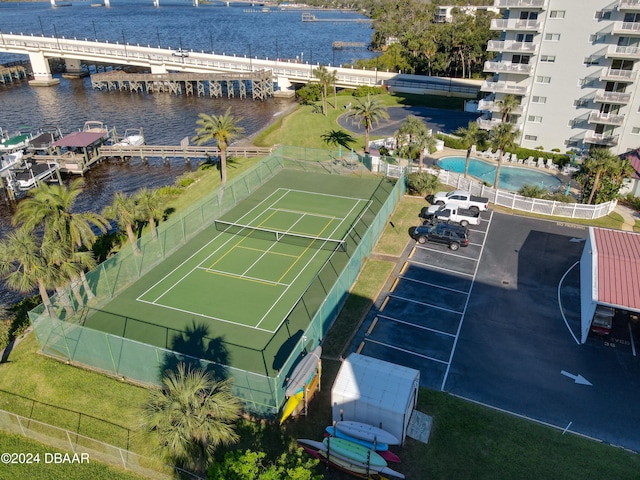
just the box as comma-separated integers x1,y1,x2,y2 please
29,147,404,416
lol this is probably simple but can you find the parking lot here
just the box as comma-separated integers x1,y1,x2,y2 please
348,211,640,453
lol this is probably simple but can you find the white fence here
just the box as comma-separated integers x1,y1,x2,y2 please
370,160,617,219
0,408,203,480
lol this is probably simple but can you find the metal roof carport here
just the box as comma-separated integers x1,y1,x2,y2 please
580,227,640,343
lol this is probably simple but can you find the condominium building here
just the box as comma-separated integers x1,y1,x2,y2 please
480,0,640,155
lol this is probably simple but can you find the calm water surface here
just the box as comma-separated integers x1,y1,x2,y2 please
0,2,376,305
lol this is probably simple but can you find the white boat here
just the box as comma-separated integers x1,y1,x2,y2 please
82,121,110,140
335,421,401,446
0,128,32,153
0,151,24,177
114,128,145,147
11,160,60,191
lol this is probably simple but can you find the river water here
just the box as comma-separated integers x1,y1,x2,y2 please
0,1,375,305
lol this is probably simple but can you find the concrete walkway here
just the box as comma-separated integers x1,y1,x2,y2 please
615,203,640,232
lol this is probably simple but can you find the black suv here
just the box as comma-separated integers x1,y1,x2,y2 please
413,222,469,251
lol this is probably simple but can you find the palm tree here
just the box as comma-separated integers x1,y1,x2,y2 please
12,179,109,250
192,108,245,188
141,363,241,476
348,95,390,154
581,147,621,204
497,94,520,123
414,129,437,171
134,188,164,241
328,68,338,109
0,228,60,318
455,121,484,178
398,115,426,144
12,180,109,305
489,122,518,191
321,129,355,155
102,192,142,254
313,64,332,115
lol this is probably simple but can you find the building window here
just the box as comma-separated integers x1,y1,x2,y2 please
596,10,612,20
549,11,565,19
545,33,561,41
532,96,547,104
536,76,551,84
524,135,537,141
512,54,530,64
632,127,640,134
540,55,556,63
528,115,543,123
584,56,600,65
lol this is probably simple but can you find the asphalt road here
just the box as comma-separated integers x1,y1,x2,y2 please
348,211,640,453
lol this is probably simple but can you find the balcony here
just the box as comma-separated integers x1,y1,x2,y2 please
490,19,542,32
588,112,626,126
483,61,533,75
584,132,619,146
478,99,524,115
619,0,640,11
605,45,640,59
612,21,640,36
487,40,538,54
594,90,632,104
494,0,546,7
481,80,529,95
599,67,637,82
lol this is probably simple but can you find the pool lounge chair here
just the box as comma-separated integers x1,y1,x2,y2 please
525,156,535,166
481,148,493,158
546,159,558,170
537,158,545,168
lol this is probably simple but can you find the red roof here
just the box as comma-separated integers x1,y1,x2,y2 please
593,228,640,311
621,149,640,180
51,131,106,148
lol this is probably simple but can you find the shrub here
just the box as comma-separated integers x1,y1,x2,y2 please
406,172,440,196
353,85,386,97
438,134,467,150
0,319,9,352
296,83,322,104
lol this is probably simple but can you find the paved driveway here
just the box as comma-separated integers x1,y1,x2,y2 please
347,212,640,452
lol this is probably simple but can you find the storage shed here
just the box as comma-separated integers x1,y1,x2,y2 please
331,353,420,444
579,227,640,343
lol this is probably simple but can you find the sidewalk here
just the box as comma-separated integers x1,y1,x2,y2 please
615,203,639,232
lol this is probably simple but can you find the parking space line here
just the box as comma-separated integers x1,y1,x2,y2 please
407,258,475,277
400,262,409,275
364,337,449,364
558,260,581,345
629,323,637,357
377,313,457,337
399,275,470,295
379,297,390,311
389,294,463,315
415,244,479,261
441,210,493,390
390,278,400,292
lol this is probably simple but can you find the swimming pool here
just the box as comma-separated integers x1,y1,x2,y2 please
437,156,563,192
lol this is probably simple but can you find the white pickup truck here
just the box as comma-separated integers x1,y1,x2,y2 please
432,190,489,213
421,204,481,227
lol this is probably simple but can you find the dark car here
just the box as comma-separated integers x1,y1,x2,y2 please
413,222,469,250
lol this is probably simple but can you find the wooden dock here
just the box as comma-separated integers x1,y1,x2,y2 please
91,70,274,100
31,145,273,175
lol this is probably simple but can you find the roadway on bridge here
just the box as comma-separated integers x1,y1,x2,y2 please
337,106,480,138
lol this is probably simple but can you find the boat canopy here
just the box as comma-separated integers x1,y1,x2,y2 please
51,131,107,148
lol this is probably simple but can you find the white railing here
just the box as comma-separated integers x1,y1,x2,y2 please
612,21,640,35
487,40,538,54
619,0,640,9
606,45,640,58
494,0,546,7
599,68,637,81
584,132,619,145
370,160,616,219
588,112,625,126
490,19,541,31
484,61,533,74
481,80,529,95
594,90,631,104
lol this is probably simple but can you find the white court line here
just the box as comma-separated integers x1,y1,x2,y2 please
139,188,292,305
441,210,493,391
283,187,370,201
270,207,340,220
377,313,457,338
239,213,309,278
364,337,449,365
398,275,470,295
389,294,463,316
136,298,274,333
256,197,368,329
194,266,290,287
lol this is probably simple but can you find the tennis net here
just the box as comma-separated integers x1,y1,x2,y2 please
214,220,347,252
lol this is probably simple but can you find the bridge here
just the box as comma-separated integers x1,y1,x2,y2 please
0,33,481,97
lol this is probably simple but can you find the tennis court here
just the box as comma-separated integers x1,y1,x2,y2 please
82,170,386,374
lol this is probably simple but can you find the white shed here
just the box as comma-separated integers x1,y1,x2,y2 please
331,353,420,444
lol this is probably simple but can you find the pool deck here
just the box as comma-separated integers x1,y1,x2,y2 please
425,147,581,194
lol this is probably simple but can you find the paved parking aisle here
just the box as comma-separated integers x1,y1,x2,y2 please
348,214,491,390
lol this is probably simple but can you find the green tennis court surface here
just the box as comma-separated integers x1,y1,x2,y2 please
83,170,388,375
